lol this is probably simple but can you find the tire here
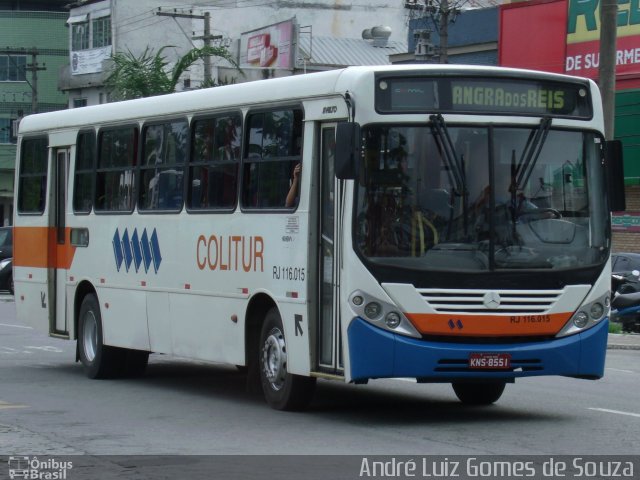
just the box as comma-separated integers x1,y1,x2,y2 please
452,381,506,405
259,307,316,411
78,293,125,379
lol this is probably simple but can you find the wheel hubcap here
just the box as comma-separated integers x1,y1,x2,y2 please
262,327,287,391
82,311,98,362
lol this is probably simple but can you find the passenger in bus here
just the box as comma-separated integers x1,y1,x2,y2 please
285,162,301,208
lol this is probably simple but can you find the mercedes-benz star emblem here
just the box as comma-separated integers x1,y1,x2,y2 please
483,291,501,309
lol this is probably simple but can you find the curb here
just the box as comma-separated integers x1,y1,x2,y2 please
607,343,640,350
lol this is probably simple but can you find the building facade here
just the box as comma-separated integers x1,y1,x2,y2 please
59,0,409,105
0,2,68,225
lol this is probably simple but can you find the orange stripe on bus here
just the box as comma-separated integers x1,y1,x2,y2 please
405,312,574,337
13,226,77,270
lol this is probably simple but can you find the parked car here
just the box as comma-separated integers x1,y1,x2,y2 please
0,227,13,295
0,257,12,295
612,252,640,274
0,226,11,260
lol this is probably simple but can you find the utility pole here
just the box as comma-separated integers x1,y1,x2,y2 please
438,0,450,64
156,9,221,85
404,0,461,64
598,0,618,140
26,50,46,114
2,48,45,114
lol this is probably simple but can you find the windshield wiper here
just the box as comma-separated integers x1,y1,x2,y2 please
515,117,552,190
429,114,468,236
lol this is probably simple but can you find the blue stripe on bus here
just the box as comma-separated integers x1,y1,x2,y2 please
141,229,152,273
131,229,142,273
150,228,162,273
122,229,133,273
112,228,123,272
347,317,608,382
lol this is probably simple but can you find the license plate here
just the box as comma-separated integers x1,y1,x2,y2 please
469,353,512,370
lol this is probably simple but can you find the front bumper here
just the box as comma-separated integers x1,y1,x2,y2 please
347,316,608,382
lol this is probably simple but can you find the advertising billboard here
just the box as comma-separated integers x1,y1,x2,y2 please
566,0,640,79
239,19,295,69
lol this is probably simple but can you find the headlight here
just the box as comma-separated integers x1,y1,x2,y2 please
364,302,382,319
385,312,401,329
348,290,421,338
590,302,604,319
573,311,589,328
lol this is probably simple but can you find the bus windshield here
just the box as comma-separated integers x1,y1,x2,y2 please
355,123,609,271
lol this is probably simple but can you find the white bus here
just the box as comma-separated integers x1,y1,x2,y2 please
14,65,622,410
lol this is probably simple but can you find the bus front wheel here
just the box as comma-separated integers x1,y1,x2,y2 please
452,381,506,405
259,307,316,410
78,293,124,379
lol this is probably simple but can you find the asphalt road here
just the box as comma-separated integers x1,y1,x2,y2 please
1,297,639,459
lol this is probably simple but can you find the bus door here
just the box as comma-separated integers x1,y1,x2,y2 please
317,124,343,374
51,147,70,336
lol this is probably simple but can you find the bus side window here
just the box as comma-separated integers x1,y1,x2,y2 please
139,119,188,211
95,126,138,212
241,108,303,209
17,137,48,214
73,130,96,214
188,113,241,210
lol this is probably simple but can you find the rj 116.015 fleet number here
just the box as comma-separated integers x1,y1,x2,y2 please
273,266,305,282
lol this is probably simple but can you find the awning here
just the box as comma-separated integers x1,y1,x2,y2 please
66,14,88,25
92,9,111,19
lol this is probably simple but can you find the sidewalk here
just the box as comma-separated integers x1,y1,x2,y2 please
608,333,640,350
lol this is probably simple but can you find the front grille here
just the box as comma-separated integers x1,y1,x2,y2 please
421,334,556,344
417,288,563,314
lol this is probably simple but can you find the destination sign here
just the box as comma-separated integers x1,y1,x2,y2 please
375,75,592,118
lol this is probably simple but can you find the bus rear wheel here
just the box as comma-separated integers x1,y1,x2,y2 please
259,307,315,410
452,381,506,405
78,293,125,379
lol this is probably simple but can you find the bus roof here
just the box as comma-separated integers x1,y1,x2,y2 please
18,64,594,135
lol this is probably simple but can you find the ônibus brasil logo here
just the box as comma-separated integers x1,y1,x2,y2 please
8,456,73,480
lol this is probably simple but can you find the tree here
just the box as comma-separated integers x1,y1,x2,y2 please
105,45,241,100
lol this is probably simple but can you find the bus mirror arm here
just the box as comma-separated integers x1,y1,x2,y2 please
605,139,626,212
335,121,360,180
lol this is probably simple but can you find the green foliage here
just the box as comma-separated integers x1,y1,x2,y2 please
105,45,241,101
609,321,623,334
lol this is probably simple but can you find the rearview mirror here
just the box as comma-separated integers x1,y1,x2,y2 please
605,140,626,212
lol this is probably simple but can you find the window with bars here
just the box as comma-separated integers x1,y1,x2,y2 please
72,22,89,51
0,55,26,82
92,16,111,48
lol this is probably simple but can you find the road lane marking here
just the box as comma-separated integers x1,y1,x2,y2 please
0,323,32,329
589,407,640,418
0,401,27,410
606,368,635,374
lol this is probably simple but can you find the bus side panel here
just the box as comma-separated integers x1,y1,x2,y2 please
13,226,53,334
147,292,172,354
14,266,49,333
98,288,150,351
169,294,245,365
